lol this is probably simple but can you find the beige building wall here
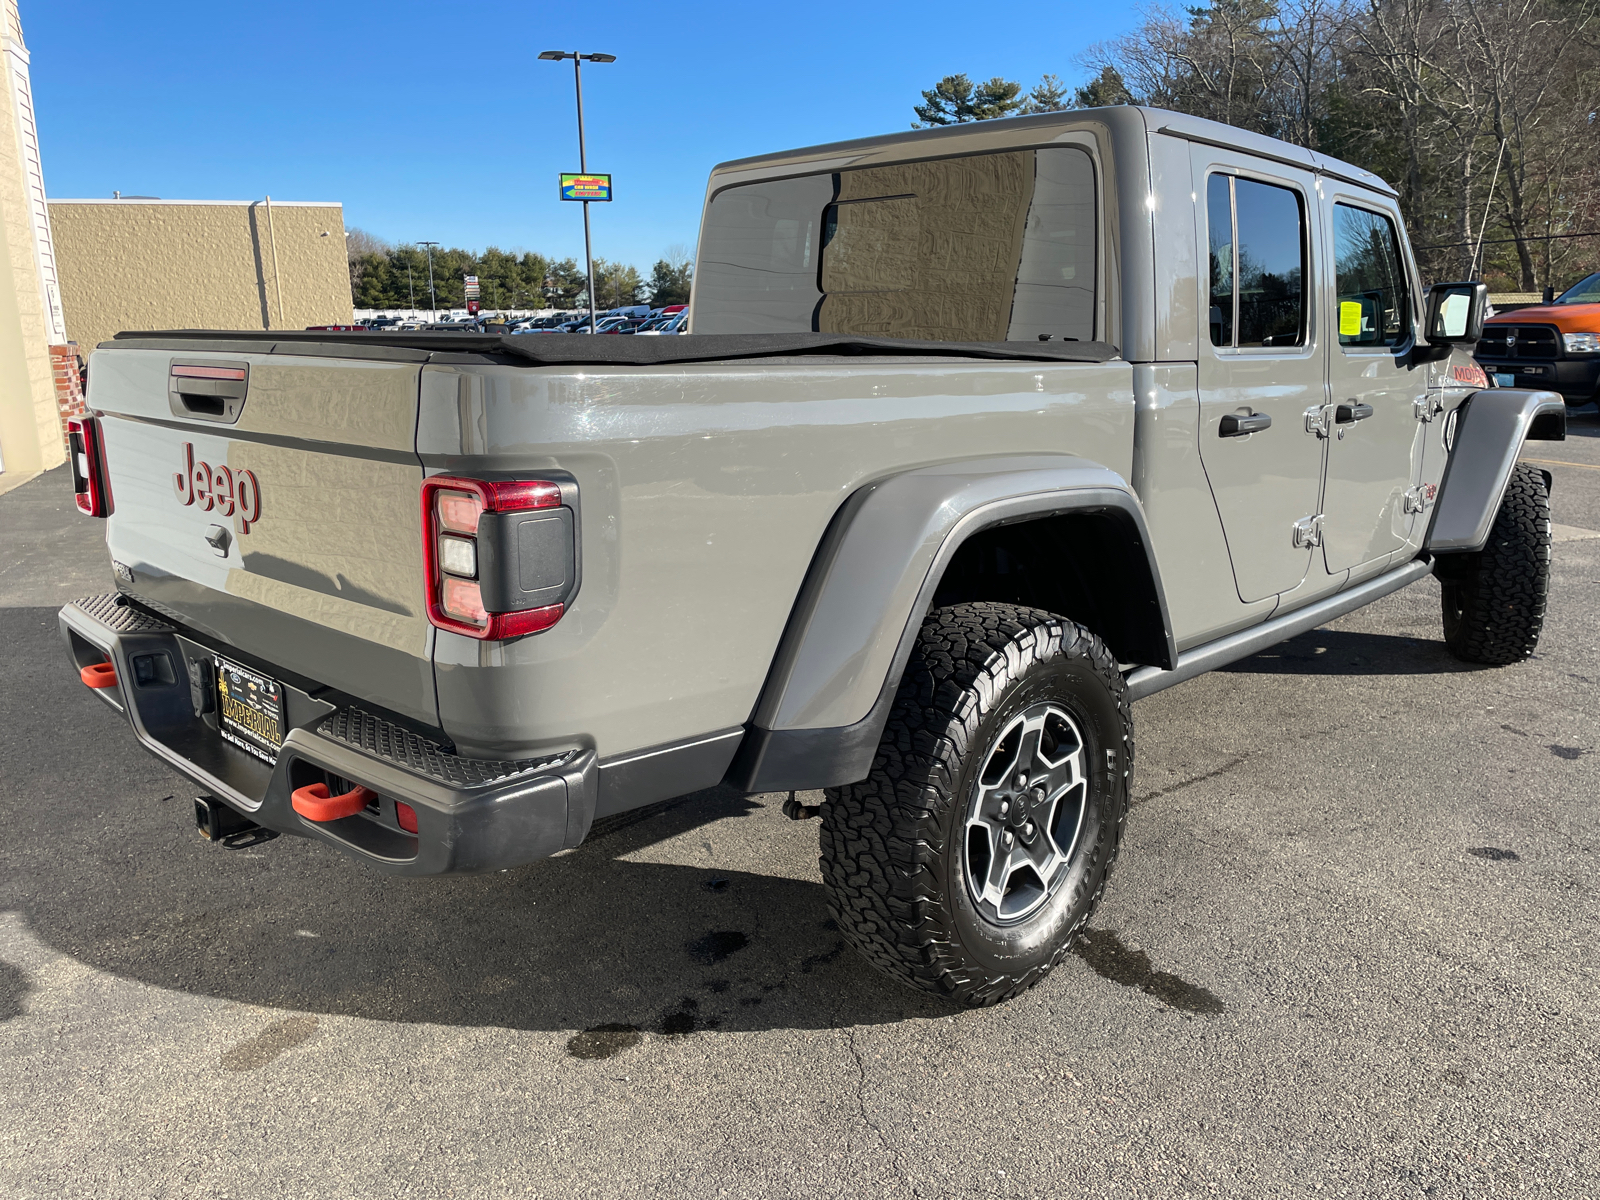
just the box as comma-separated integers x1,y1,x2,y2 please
0,0,65,495
49,199,353,349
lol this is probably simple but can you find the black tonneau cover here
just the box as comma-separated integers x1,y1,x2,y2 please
108,329,1120,367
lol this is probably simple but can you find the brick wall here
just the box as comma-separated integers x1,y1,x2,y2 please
49,341,84,445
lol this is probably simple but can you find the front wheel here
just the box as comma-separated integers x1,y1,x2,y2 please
1437,463,1551,665
818,603,1132,1007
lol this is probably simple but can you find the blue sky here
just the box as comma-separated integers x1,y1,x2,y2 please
29,2,1143,270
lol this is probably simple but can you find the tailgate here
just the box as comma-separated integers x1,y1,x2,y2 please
91,347,437,728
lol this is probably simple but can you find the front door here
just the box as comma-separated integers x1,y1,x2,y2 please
1193,147,1327,604
1319,198,1428,575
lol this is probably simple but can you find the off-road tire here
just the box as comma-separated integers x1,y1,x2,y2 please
1438,463,1551,665
818,603,1132,1007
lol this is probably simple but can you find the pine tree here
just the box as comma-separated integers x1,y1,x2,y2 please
913,74,976,126
1073,66,1133,109
1022,73,1071,114
647,257,693,307
913,74,1026,126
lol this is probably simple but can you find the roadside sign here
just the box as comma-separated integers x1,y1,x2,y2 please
560,173,613,202
464,275,480,300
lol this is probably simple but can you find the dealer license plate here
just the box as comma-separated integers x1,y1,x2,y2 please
215,655,284,762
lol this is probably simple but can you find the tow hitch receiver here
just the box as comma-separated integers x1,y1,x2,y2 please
195,795,276,847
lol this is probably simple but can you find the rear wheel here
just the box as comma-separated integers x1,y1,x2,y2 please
818,603,1131,1007
1437,463,1551,665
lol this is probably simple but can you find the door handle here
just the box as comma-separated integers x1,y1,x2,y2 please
1219,411,1272,437
1335,401,1375,423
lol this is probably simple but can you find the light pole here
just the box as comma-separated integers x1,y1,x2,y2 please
406,264,415,313
539,50,615,334
417,241,440,319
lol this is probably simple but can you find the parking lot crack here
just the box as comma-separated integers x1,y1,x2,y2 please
1135,752,1252,806
844,1024,906,1178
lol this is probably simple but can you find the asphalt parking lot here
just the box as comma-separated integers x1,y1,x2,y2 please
1,413,1597,1200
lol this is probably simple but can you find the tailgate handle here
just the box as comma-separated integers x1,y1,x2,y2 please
169,361,249,423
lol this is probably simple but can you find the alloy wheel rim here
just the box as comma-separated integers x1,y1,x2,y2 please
962,702,1088,924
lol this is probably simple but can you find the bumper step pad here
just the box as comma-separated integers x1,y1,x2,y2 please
315,706,575,788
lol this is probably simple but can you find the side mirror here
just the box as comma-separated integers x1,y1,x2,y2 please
1425,281,1488,345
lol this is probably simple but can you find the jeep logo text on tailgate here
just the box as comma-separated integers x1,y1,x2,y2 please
173,442,261,532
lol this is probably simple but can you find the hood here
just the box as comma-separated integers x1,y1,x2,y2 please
1486,302,1600,332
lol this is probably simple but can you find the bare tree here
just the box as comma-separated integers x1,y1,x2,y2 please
1083,0,1600,287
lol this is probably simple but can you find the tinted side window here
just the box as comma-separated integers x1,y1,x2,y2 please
1206,174,1307,349
1206,174,1233,347
694,147,1096,343
1333,205,1409,348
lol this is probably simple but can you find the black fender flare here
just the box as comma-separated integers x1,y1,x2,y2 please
1426,388,1565,554
726,454,1175,793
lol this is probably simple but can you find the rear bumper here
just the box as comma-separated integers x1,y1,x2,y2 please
59,593,596,876
1473,355,1600,402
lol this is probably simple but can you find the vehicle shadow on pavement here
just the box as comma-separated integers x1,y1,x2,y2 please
1,606,954,1037
1221,628,1477,677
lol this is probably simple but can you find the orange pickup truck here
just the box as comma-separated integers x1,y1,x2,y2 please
1476,271,1600,406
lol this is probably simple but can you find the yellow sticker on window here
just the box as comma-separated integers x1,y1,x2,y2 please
1339,301,1362,337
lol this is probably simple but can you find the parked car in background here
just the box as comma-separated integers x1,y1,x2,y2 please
1475,270,1600,407
634,311,688,335
636,311,689,335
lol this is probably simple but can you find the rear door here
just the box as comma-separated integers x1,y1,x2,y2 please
93,345,438,727
1192,146,1327,603
1318,196,1428,576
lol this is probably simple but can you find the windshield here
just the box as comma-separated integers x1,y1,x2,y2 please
1557,272,1600,304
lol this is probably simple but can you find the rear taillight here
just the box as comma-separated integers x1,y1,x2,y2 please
421,476,574,640
67,416,112,517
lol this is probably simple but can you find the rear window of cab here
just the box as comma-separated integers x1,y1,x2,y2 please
694,147,1098,345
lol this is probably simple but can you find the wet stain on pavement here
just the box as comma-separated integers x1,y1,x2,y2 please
703,877,731,893
1468,846,1521,862
687,930,748,964
220,1015,319,1071
1548,744,1586,760
1073,930,1225,1015
565,1023,641,1060
0,961,31,1021
661,997,699,1036
799,942,845,973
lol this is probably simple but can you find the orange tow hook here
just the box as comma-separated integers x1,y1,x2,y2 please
291,782,377,822
80,661,118,689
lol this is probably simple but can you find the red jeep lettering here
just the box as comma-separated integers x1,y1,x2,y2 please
174,442,260,531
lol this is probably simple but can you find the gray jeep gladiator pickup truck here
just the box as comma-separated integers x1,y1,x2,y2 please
61,107,1565,1005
